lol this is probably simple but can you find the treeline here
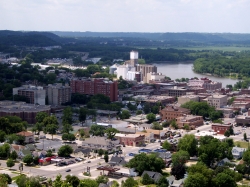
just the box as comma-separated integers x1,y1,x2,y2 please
193,51,250,78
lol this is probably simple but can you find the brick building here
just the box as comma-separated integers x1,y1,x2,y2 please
115,133,145,146
70,78,118,101
176,115,203,129
0,101,50,124
212,123,233,134
160,105,190,121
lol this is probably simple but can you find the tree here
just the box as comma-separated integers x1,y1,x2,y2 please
136,110,143,115
35,112,48,123
122,177,138,187
96,175,109,185
44,124,59,139
33,122,43,135
141,173,154,185
16,175,29,187
111,180,119,187
143,103,151,114
171,120,178,129
78,129,85,139
22,154,33,165
43,115,58,127
9,150,18,160
0,130,6,142
244,133,247,141
184,173,208,187
127,153,165,175
171,150,190,166
65,175,80,187
184,124,190,130
62,123,73,134
212,173,237,187
0,174,8,187
171,164,186,180
146,113,156,123
119,110,131,120
105,128,119,139
62,107,73,125
224,130,230,137
157,176,169,187
28,176,42,187
98,149,104,156
177,134,197,156
152,122,163,130
58,145,73,157
0,143,10,159
89,125,105,136
79,108,87,123
162,141,171,150
6,159,15,169
78,178,98,187
33,156,39,165
243,149,250,165
104,153,109,163
0,174,11,184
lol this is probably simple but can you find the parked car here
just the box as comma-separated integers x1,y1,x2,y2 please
66,169,71,172
87,161,91,163
75,158,83,162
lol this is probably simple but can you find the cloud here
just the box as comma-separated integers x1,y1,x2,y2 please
0,0,250,32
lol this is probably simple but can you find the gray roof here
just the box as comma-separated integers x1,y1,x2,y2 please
141,171,163,182
83,137,119,146
167,175,175,185
109,156,127,166
171,179,184,187
232,146,246,152
74,148,91,154
157,152,172,159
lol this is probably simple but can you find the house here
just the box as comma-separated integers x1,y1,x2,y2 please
74,148,91,157
217,158,232,167
25,144,36,151
232,147,246,159
109,156,127,166
32,150,47,159
167,175,175,186
16,131,34,143
141,171,163,183
171,179,184,187
18,150,32,159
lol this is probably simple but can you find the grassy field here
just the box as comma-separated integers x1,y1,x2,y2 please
235,141,249,149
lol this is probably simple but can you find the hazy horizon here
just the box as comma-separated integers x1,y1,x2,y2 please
1,0,250,33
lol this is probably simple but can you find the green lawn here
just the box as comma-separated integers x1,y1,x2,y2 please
235,141,250,149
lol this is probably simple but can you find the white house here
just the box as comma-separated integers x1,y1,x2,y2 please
232,146,246,159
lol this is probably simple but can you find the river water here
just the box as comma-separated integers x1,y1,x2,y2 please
155,63,238,87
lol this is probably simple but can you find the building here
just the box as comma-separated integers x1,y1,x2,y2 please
136,64,157,83
211,123,233,134
115,64,136,80
81,137,121,152
165,87,187,97
203,81,222,91
16,131,34,143
13,85,46,105
160,105,190,121
188,78,222,91
70,78,118,101
235,115,250,126
115,133,145,146
0,101,50,124
232,147,246,159
146,72,165,83
46,83,71,105
176,115,203,129
178,95,199,105
206,95,227,108
141,171,163,183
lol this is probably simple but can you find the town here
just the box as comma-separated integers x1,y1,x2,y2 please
1,45,250,187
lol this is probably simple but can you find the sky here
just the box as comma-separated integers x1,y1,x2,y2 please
0,0,250,33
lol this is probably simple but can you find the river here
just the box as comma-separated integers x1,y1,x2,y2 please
154,63,238,87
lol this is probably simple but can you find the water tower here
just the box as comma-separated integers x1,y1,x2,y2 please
130,51,139,67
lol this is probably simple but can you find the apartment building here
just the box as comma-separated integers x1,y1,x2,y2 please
136,64,157,83
46,83,71,105
212,123,232,134
178,95,199,105
206,95,227,108
13,85,46,105
165,86,187,97
160,105,190,121
115,133,145,147
70,78,118,101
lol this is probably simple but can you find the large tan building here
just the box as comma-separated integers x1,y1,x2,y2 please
146,72,165,83
176,115,203,129
178,95,199,105
115,133,145,147
160,105,190,121
136,64,157,83
206,95,227,108
46,83,71,105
